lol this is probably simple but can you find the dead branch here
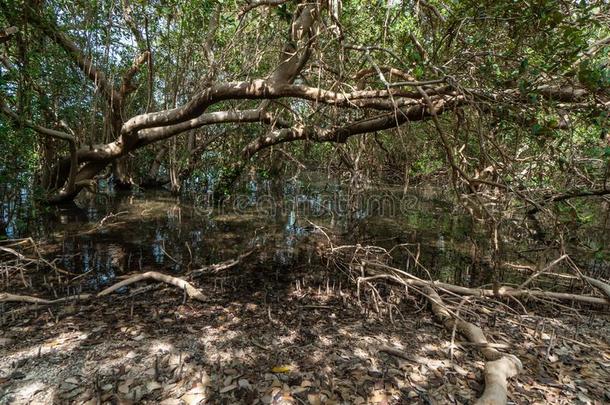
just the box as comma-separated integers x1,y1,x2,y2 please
97,271,205,301
189,249,256,276
0,292,92,305
378,345,417,362
0,246,28,261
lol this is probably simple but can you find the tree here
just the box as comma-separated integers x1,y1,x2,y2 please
0,0,608,206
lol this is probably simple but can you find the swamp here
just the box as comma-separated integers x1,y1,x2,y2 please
0,1,609,404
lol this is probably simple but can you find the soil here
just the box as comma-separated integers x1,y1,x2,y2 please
1,258,609,405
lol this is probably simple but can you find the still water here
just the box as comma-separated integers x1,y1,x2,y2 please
1,177,608,292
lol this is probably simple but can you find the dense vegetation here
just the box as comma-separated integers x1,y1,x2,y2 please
0,1,609,404
1,0,608,204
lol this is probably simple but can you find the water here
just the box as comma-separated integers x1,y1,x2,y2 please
1,176,608,293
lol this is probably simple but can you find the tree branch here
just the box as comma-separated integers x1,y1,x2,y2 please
29,11,122,116
0,25,17,44
120,51,150,100
242,94,466,158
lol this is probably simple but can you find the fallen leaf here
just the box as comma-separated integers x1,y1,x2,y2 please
272,365,293,373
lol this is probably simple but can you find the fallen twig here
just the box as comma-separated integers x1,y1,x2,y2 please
189,248,256,276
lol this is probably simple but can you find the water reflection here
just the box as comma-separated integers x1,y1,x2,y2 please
1,176,608,292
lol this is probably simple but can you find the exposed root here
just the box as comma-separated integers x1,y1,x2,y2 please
363,263,608,306
424,286,522,405
0,248,255,308
475,355,523,405
582,275,610,302
0,292,92,305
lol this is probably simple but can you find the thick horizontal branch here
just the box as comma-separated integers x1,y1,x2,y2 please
242,94,466,158
137,108,290,146
121,79,454,135
0,100,75,143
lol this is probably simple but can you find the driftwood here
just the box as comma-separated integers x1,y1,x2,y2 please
97,271,205,301
424,286,522,405
0,271,205,305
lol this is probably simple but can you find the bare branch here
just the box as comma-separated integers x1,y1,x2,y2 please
0,99,75,143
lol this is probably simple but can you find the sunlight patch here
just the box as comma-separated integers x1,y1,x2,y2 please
16,380,48,400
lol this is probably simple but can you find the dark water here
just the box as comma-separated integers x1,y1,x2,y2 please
1,176,609,292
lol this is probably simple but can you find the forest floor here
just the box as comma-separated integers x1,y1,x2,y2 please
1,260,609,405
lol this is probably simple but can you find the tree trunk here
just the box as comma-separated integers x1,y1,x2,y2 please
112,157,133,190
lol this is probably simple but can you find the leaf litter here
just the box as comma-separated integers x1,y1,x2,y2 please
0,260,608,404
